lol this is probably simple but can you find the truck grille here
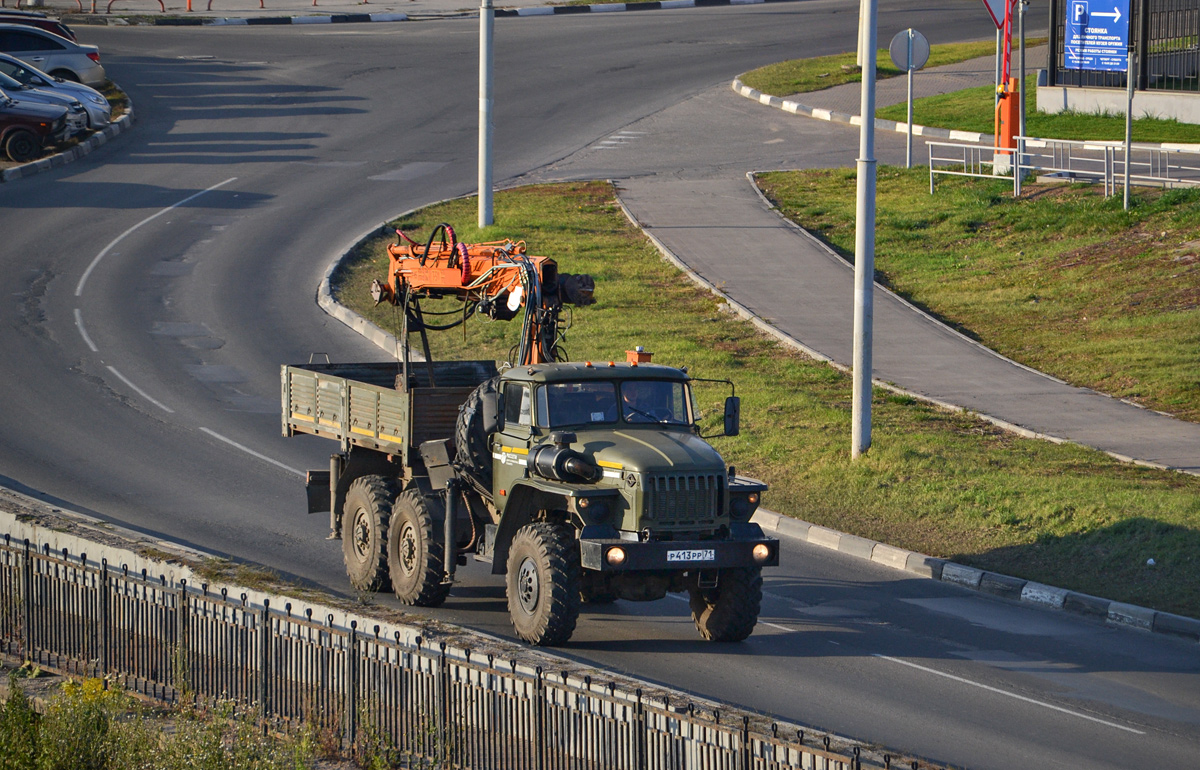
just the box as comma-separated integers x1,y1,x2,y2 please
645,473,723,529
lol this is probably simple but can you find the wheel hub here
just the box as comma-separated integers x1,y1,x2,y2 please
399,522,418,575
352,509,372,560
517,557,540,614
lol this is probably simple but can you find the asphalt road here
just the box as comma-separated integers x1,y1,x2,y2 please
1,3,1198,768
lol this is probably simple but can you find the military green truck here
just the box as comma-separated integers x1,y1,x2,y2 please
282,228,777,645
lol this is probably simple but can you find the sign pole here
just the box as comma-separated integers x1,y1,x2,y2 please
906,30,914,168
478,0,494,228
852,0,878,460
1124,49,1135,210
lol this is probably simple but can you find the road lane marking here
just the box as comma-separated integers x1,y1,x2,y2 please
873,654,1146,735
74,309,98,352
106,366,174,413
75,177,237,297
199,427,305,477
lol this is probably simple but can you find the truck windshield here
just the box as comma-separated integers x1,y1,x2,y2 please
537,380,691,427
619,381,689,425
540,382,617,426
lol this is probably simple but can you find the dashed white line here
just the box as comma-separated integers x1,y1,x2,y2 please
873,654,1146,735
75,177,237,297
74,309,97,353
199,427,305,477
106,366,174,413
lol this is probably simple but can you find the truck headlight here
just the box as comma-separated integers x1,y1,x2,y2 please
752,544,772,563
606,547,626,566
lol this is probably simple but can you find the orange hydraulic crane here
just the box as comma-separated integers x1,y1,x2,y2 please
370,223,594,368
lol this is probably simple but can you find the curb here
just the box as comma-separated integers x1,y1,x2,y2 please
0,102,134,184
732,77,1200,153
731,77,990,144
67,0,808,27
753,508,1200,644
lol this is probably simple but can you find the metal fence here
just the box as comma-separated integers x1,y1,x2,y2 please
927,137,1200,197
1049,0,1200,92
0,534,876,770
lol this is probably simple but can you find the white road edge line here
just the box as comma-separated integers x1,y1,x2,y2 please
74,308,98,353
75,177,238,297
873,654,1146,735
106,366,174,414
199,428,305,477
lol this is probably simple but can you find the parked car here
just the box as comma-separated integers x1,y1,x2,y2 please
0,69,87,136
0,11,76,42
0,52,108,128
0,24,103,86
0,87,68,162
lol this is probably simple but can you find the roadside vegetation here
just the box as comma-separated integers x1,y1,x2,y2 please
740,39,1200,143
738,40,1030,97
0,672,324,770
756,169,1200,423
333,182,1200,619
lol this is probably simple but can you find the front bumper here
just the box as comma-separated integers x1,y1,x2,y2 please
579,524,779,572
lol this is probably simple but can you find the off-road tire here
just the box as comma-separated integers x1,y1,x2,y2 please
455,376,500,488
688,567,763,642
341,475,398,593
4,130,41,163
506,522,581,646
387,487,451,607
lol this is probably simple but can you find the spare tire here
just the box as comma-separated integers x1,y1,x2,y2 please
456,376,501,488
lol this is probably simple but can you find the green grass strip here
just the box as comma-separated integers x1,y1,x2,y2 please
333,181,1200,620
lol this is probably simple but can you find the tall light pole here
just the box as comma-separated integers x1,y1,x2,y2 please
478,0,494,228
852,0,878,459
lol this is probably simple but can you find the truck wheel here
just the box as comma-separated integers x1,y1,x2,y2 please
688,567,762,642
4,130,41,163
387,487,451,607
506,522,580,646
341,475,397,593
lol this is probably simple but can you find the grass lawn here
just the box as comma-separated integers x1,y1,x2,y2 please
739,40,1044,97
333,181,1200,620
756,168,1200,423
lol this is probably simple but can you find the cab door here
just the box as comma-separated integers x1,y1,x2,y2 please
492,381,535,514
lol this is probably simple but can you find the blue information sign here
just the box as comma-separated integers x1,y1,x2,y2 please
1064,0,1131,71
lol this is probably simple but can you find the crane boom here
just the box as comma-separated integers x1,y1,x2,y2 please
369,223,594,366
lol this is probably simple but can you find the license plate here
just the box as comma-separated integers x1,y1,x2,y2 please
667,549,715,563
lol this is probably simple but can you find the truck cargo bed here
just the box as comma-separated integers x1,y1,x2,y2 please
281,360,498,458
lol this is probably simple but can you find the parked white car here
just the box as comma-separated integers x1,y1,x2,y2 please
0,24,104,86
0,52,108,128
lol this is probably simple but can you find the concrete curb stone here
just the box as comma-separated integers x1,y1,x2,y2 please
753,509,1199,645
1,102,134,184
59,0,813,28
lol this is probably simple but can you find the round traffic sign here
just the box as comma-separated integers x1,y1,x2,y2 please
889,28,930,72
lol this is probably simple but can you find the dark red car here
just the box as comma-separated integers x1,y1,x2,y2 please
0,11,76,43
0,88,68,162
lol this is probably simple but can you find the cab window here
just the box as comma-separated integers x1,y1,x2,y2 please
504,383,532,427
543,381,617,427
620,381,690,425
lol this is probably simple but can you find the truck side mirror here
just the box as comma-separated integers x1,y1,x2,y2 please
724,396,740,437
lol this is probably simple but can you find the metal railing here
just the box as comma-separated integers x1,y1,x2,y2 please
928,137,1200,197
0,534,877,770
